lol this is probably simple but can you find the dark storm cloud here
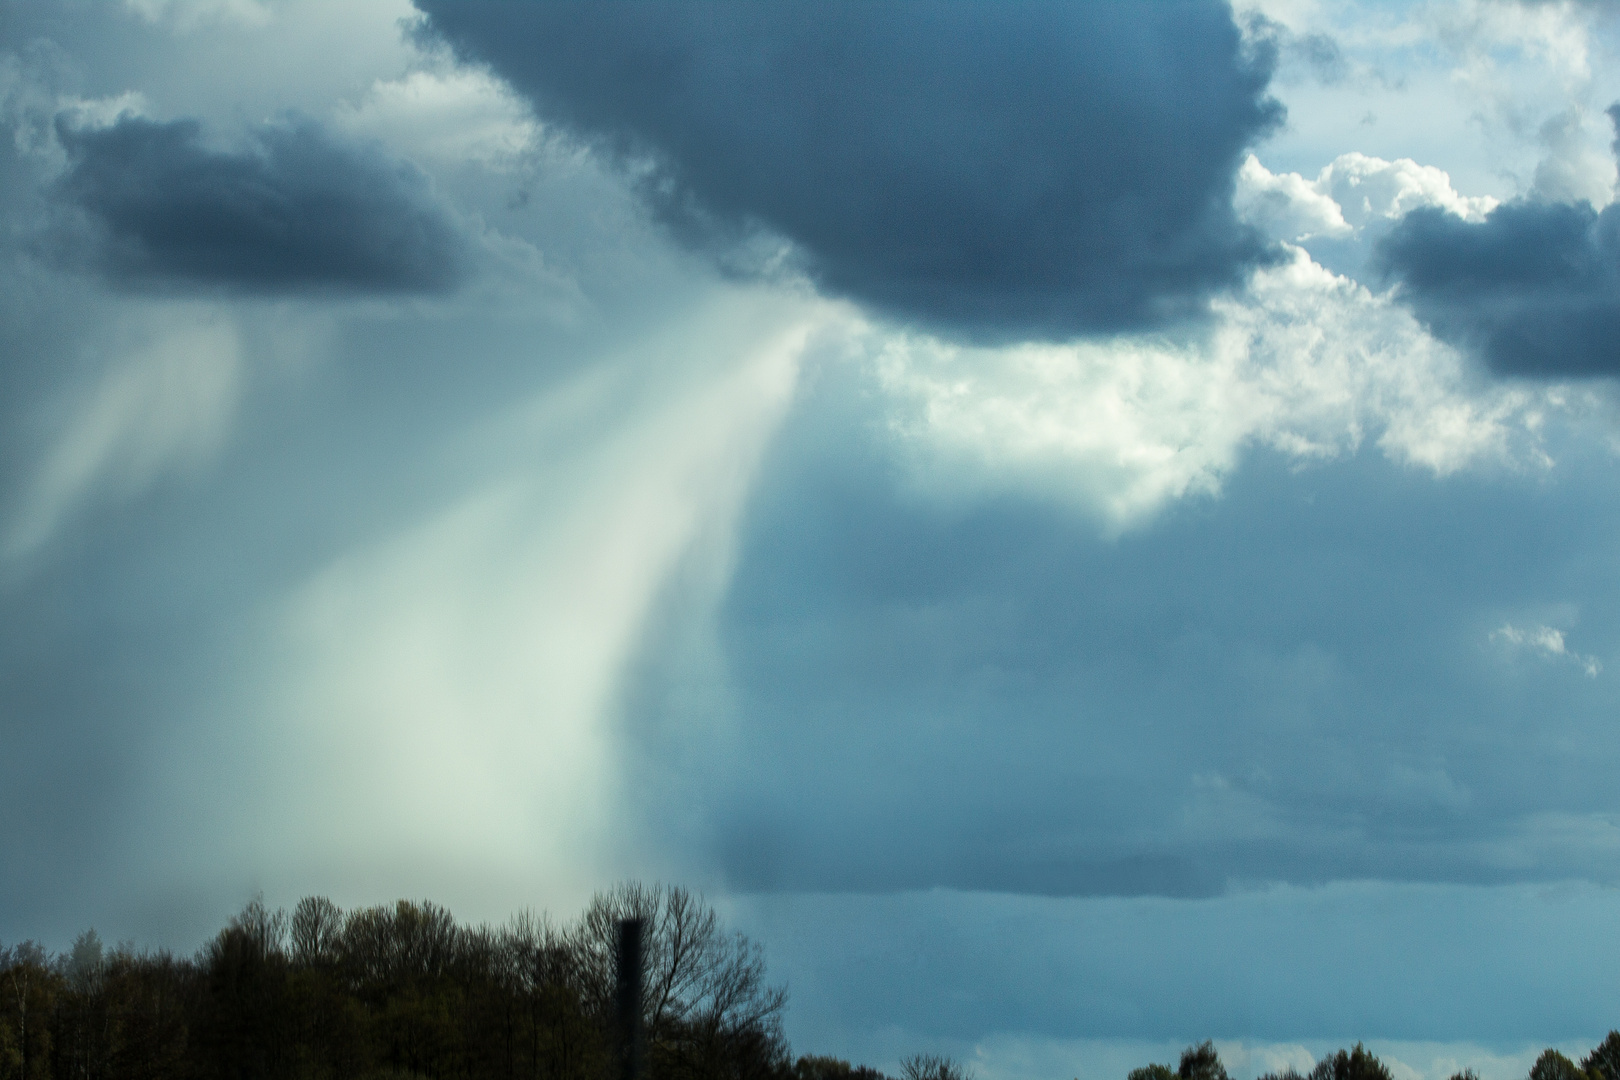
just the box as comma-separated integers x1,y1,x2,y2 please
1378,106,1620,377
48,115,468,295
414,0,1282,339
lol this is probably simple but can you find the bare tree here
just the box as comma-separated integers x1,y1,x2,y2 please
571,883,788,1057
289,897,344,968
221,896,288,960
901,1054,973,1080
502,909,579,996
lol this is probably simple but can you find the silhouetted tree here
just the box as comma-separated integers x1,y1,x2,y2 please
340,900,469,1077
793,1055,889,1080
0,942,59,1080
102,949,195,1080
1532,1050,1589,1080
289,897,343,970
1586,1034,1620,1080
501,909,606,1080
54,930,107,1080
1180,1043,1228,1080
1309,1045,1392,1080
570,883,789,1080
1129,1066,1176,1080
197,899,293,1080
900,1053,970,1080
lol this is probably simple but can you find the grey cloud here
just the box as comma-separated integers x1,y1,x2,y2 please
1377,105,1620,377
620,365,1620,899
414,0,1283,339
47,115,469,295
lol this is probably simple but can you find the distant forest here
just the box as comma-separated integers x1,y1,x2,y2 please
1129,1039,1620,1080
0,882,1615,1080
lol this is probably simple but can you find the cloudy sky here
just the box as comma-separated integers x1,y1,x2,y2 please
5,0,1620,1076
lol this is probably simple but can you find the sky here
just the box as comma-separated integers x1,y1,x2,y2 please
4,0,1620,1077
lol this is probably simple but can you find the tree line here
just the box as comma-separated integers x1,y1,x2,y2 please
1129,1037,1620,1080
0,882,927,1080
6,886,1612,1080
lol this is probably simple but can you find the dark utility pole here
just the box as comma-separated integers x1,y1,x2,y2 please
616,917,645,1080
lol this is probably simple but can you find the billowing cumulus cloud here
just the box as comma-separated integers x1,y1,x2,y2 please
1235,152,1500,283
47,113,469,294
414,0,1283,339
867,246,1546,531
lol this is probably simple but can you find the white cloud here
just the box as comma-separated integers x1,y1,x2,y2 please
1491,623,1601,677
1244,1043,1318,1078
1312,152,1498,227
1236,154,1353,243
871,246,1549,532
1431,0,1598,103
870,139,1609,532
1238,153,1496,243
1365,1044,1571,1080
